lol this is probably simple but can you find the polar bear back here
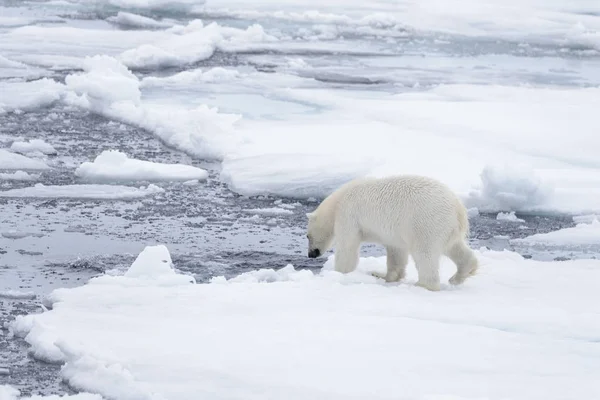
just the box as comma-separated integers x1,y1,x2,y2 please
329,175,468,251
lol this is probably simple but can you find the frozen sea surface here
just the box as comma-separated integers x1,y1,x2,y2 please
1,0,599,397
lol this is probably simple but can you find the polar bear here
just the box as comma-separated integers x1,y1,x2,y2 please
306,175,478,291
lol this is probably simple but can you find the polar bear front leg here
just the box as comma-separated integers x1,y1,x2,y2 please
333,235,361,274
412,249,441,291
372,246,408,282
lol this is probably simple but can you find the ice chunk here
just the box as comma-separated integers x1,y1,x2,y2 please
10,139,58,156
496,211,525,223
0,290,36,300
119,20,276,69
0,183,164,200
125,244,177,279
242,207,293,216
467,165,553,212
0,171,39,181
106,12,174,29
0,150,49,170
75,150,208,183
512,217,600,247
0,78,65,114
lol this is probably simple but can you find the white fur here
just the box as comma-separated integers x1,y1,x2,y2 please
306,175,478,291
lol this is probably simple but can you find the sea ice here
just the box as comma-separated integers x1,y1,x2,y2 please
0,183,164,200
75,150,208,183
10,245,600,400
0,79,65,115
496,211,525,223
10,139,58,156
106,11,174,29
512,217,600,247
0,171,39,181
0,150,49,170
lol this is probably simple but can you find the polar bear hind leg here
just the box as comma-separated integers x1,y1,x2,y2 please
446,241,479,285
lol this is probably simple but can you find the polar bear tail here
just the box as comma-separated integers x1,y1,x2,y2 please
456,197,470,239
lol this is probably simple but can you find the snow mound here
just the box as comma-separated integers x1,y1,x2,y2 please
496,211,525,223
0,183,164,200
467,165,553,212
11,248,600,400
10,139,57,156
119,20,277,70
512,217,600,247
0,149,49,170
0,79,65,114
75,150,208,183
106,11,173,29
0,171,39,181
124,244,196,285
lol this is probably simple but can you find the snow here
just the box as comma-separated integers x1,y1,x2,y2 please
124,244,196,285
0,79,65,115
496,211,525,223
512,217,600,246
10,140,58,156
74,150,208,183
118,20,277,70
0,385,101,400
106,12,173,29
0,171,39,181
242,207,294,216
141,67,240,87
0,183,164,200
0,150,49,171
64,55,240,160
1,230,44,239
221,154,374,199
11,245,600,400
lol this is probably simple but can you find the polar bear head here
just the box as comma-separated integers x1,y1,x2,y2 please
306,211,334,258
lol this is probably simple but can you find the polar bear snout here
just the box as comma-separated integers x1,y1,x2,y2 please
308,248,321,258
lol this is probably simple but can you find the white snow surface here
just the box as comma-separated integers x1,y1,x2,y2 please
75,150,208,182
11,245,600,400
0,150,49,170
10,140,58,156
0,183,164,200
